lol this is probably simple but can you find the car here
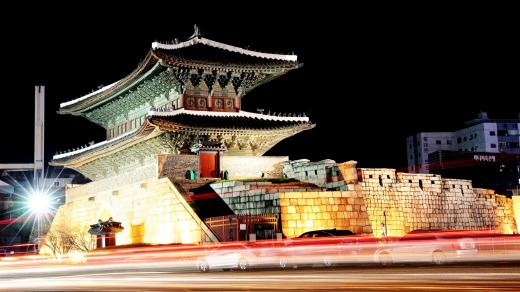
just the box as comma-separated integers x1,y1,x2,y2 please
456,231,520,263
196,241,286,272
281,229,378,268
373,229,479,266
297,229,356,238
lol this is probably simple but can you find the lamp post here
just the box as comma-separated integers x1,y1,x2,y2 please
381,211,388,237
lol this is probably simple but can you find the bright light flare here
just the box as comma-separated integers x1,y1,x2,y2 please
28,192,51,214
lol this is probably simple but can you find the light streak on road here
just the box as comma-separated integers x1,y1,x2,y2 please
1,232,520,291
1,267,520,291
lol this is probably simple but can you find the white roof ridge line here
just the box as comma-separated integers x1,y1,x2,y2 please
60,55,160,108
149,108,309,122
152,37,298,61
60,81,119,108
52,129,139,159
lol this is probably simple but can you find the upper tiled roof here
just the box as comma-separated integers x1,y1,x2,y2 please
152,24,297,62
58,53,161,113
152,36,297,64
58,26,301,114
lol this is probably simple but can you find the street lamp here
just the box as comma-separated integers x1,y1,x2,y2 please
381,211,388,237
28,190,51,252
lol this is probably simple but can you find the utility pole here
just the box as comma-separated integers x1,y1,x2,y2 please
0,85,45,179
34,85,45,187
0,85,46,246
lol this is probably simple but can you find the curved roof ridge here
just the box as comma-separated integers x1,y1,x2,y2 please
149,108,309,122
59,51,160,110
152,37,298,62
60,81,119,108
52,128,140,160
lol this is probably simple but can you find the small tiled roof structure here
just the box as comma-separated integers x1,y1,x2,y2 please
88,218,124,236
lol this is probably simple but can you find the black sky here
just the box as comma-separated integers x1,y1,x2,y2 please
1,3,518,171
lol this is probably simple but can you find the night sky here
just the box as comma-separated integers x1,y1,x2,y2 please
1,3,518,172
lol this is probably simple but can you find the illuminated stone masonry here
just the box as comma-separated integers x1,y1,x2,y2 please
48,156,519,253
157,154,288,180
358,169,517,237
49,164,218,250
212,159,519,238
280,160,518,237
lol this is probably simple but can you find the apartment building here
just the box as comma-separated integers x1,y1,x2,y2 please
406,112,520,196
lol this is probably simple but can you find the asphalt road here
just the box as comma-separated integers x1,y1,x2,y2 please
1,263,520,291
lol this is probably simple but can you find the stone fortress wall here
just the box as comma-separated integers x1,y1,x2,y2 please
51,164,218,247
157,154,288,180
277,160,518,237
47,156,519,251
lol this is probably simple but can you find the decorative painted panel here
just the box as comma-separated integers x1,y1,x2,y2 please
186,96,196,108
197,97,207,108
225,98,234,110
214,98,224,110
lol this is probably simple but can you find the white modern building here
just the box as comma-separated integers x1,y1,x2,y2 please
407,112,520,174
406,132,453,173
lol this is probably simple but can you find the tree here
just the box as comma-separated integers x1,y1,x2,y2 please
42,223,95,263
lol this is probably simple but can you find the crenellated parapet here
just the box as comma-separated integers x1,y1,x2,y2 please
280,159,519,237
353,167,518,236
